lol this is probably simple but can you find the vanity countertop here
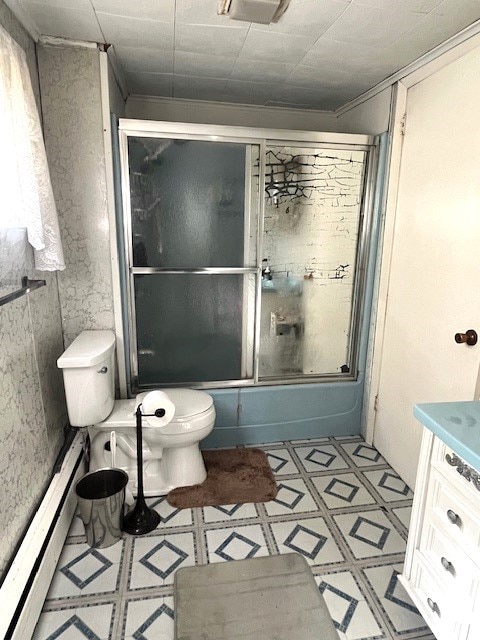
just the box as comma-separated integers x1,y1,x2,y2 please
414,401,480,472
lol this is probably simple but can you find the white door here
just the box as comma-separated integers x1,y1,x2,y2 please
372,48,480,489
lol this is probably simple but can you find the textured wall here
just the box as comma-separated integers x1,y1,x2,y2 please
0,6,67,576
37,44,115,347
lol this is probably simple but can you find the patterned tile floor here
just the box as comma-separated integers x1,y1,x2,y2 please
33,436,435,640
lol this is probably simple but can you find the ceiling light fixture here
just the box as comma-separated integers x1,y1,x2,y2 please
218,0,291,25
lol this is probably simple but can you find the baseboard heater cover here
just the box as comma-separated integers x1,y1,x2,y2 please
0,432,86,640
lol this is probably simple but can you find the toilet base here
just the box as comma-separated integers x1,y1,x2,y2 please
89,433,207,496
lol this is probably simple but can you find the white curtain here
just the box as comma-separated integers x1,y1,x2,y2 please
0,25,65,271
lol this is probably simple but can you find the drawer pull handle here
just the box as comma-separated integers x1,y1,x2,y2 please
445,453,480,492
427,598,440,615
446,509,460,525
440,556,454,573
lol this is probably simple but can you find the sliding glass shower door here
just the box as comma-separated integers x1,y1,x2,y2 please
258,145,367,380
124,135,260,387
119,122,376,391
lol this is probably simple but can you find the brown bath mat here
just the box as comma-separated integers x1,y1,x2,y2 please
166,448,278,508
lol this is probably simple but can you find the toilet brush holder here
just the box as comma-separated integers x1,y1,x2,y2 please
123,405,161,535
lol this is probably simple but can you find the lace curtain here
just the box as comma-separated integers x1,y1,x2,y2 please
0,25,65,271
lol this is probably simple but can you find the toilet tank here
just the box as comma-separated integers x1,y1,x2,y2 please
57,330,116,427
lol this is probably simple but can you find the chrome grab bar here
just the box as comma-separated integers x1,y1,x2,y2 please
0,276,46,307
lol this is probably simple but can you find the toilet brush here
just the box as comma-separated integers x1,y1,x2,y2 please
110,431,134,507
123,404,161,535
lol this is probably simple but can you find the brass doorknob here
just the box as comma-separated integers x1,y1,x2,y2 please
454,330,478,346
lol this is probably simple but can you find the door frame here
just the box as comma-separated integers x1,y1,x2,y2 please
365,29,480,446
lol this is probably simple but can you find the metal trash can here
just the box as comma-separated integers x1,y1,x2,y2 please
75,468,129,548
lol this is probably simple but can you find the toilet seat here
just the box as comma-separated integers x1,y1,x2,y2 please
95,388,215,434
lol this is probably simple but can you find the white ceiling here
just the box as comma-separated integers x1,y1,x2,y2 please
8,0,480,110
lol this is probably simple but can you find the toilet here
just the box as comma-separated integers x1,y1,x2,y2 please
57,330,216,496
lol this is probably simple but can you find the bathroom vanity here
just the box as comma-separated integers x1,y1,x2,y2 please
399,402,480,640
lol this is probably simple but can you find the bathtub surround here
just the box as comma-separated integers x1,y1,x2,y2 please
0,4,67,578
204,380,364,447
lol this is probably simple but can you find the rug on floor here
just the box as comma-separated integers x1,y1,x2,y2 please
174,553,339,640
167,448,278,508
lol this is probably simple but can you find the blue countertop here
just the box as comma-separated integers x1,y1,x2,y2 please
414,401,480,472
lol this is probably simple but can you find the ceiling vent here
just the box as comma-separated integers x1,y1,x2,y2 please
218,0,291,25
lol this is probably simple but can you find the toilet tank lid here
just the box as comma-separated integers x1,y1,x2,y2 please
57,330,116,369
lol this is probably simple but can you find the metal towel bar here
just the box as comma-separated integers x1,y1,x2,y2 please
0,276,46,307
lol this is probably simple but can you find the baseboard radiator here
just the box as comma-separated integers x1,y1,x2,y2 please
0,432,86,640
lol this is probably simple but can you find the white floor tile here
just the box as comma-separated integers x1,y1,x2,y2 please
123,595,174,640
340,443,386,468
203,502,258,523
294,444,350,473
362,563,430,636
204,524,269,563
33,602,114,639
264,448,300,475
129,532,195,589
311,473,377,510
147,496,193,527
270,516,344,567
66,513,86,540
333,510,406,559
46,541,123,600
391,505,412,531
315,571,387,640
264,478,319,516
362,470,413,502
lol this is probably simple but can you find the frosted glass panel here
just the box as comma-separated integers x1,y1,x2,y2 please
259,146,366,379
128,138,249,268
135,274,255,385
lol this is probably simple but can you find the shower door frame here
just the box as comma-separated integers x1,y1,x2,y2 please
118,119,377,393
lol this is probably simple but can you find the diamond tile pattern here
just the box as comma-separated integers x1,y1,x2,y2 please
35,437,427,640
294,444,350,472
14,0,480,109
363,469,413,502
311,472,378,510
140,541,188,579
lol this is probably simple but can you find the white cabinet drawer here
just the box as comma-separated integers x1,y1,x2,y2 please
426,469,480,564
411,554,469,640
433,440,480,502
419,518,480,603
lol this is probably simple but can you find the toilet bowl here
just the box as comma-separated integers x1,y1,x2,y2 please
58,330,216,496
